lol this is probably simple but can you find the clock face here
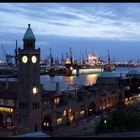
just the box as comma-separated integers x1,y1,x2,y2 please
32,87,38,95
22,55,28,63
32,56,37,63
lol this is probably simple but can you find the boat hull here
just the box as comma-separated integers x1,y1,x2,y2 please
71,68,104,76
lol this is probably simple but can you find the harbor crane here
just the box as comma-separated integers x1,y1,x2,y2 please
1,44,15,67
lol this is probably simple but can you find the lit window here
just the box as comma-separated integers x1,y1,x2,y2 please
70,116,73,121
57,118,62,124
43,122,46,126
47,123,49,126
69,108,72,113
125,86,130,90
63,110,67,117
80,110,85,116
54,97,60,105
33,87,38,95
89,109,93,112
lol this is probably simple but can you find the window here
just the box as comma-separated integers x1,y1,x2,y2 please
54,97,60,105
57,118,62,125
5,99,15,107
0,99,4,106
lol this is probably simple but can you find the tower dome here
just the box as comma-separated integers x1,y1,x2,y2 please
23,24,36,41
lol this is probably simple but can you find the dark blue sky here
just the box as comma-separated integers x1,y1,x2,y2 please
0,3,140,62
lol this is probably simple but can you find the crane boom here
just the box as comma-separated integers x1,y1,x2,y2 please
1,44,8,63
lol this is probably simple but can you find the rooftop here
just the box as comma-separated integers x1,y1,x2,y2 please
98,72,116,78
127,70,140,75
23,24,36,41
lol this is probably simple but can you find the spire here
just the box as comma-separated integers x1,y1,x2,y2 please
23,24,36,41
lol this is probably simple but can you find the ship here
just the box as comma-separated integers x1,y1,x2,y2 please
46,48,104,76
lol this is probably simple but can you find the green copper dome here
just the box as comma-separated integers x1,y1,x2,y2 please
98,72,116,78
127,70,140,75
23,24,36,41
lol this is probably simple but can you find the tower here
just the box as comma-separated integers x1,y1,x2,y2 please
17,24,41,133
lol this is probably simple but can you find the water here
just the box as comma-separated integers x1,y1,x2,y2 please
1,67,140,91
40,67,140,91
40,74,98,91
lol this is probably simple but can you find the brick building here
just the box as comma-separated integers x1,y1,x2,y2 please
0,25,125,135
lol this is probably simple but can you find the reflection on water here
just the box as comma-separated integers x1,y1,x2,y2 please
65,76,75,85
1,67,140,91
86,74,99,86
40,74,99,91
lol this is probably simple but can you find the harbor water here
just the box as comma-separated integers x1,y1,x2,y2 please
40,67,140,91
1,67,140,91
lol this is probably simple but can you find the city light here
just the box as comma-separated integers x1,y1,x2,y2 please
32,87,38,95
57,118,62,124
0,107,13,112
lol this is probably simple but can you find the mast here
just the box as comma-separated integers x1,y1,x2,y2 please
82,52,85,64
61,52,64,64
50,48,53,67
85,50,88,63
65,52,68,60
15,40,18,65
107,49,110,64
70,48,73,64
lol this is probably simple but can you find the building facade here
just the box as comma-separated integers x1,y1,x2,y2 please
0,25,126,135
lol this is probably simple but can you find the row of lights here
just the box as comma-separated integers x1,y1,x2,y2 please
43,109,85,126
0,107,13,112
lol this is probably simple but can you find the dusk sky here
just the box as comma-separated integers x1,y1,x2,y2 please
1,3,140,62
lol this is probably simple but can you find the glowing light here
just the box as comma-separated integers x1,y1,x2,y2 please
47,123,49,126
63,110,67,117
70,116,73,121
70,66,73,71
43,122,46,126
33,87,38,94
80,110,85,116
86,74,98,85
0,107,13,112
22,55,28,63
125,98,128,101
89,109,93,112
65,58,71,64
57,118,62,124
69,108,72,112
125,86,130,90
104,120,107,124
54,97,60,104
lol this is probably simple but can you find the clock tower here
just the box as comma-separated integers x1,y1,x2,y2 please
17,24,41,133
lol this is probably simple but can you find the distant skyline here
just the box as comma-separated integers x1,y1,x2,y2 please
0,3,140,62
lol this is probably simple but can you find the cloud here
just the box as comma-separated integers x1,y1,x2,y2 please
0,3,140,41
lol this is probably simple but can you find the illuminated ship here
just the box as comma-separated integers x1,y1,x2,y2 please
47,53,104,76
